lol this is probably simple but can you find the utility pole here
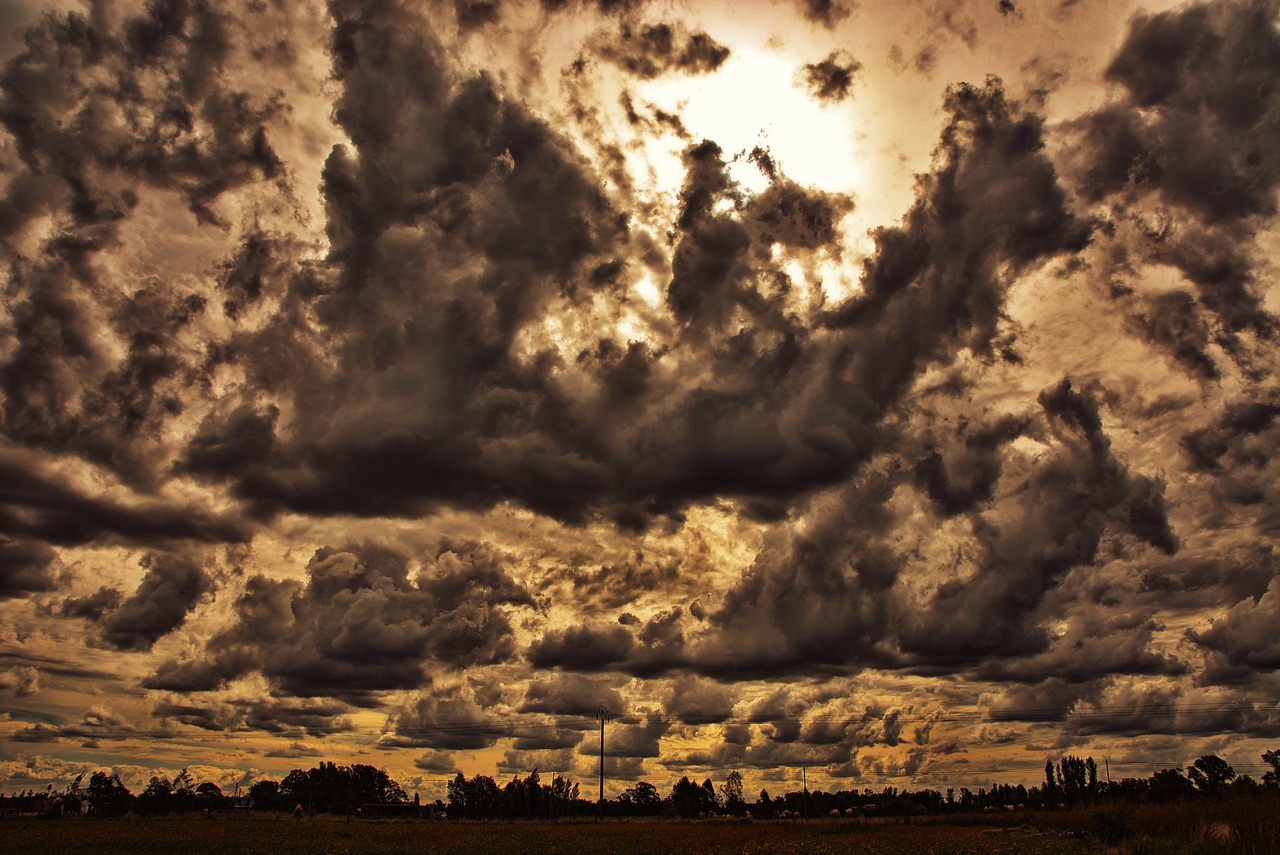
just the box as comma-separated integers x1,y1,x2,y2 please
802,766,808,819
597,706,610,820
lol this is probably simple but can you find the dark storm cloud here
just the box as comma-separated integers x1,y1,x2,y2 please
1187,578,1280,683
743,177,853,251
1138,546,1276,607
0,1,285,226
152,697,354,736
662,675,735,724
1174,392,1280,515
1181,397,1280,472
674,80,1104,678
191,3,635,526
97,552,214,651
177,3,859,532
896,380,1178,664
912,413,1028,517
0,451,250,547
56,586,124,620
413,750,460,773
541,550,681,610
12,706,141,743
1123,290,1220,381
687,376,1179,680
600,715,670,758
0,3,281,562
800,51,861,103
381,684,510,750
454,0,501,30
1060,1,1279,354
526,603,690,677
0,537,56,599
1063,684,1280,738
597,23,730,80
795,0,853,28
527,622,635,670
973,605,1181,685
982,678,1099,723
517,674,625,717
145,541,533,704
239,697,354,736
690,468,905,678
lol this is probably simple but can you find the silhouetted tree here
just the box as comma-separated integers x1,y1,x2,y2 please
86,771,132,816
549,774,579,818
137,776,174,814
248,779,282,810
618,780,662,815
719,770,745,815
1148,768,1195,803
669,776,709,818
701,778,718,812
194,781,224,807
1263,749,1280,789
1057,755,1088,806
447,773,502,819
279,763,406,815
58,773,85,814
1187,754,1234,796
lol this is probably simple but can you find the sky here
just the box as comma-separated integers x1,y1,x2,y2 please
1,0,1278,801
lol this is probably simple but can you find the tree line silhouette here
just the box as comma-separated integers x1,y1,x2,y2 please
4,749,1277,820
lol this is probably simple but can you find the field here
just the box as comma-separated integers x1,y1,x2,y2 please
0,816,1096,855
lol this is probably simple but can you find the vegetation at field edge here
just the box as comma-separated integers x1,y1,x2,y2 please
0,816,1094,855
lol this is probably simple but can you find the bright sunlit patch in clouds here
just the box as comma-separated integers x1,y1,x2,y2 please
636,46,864,197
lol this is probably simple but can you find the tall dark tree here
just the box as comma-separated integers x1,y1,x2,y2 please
1187,755,1235,796
137,776,174,815
1057,755,1088,806
248,779,283,810
279,762,407,814
1263,749,1280,789
549,774,580,818
618,780,662,815
86,771,133,816
669,776,704,818
720,771,745,815
1148,768,1196,803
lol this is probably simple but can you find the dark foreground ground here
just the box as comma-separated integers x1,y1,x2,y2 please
1,816,1096,855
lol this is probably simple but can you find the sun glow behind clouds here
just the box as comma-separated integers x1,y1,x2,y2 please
636,46,865,197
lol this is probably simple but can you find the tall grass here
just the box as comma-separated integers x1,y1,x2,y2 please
1018,790,1280,854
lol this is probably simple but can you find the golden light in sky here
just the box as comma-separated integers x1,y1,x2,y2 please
637,45,866,196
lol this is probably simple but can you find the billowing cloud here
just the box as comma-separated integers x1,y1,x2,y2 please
800,51,861,102
0,0,1278,797
145,540,532,704
99,552,214,651
152,697,354,737
0,538,56,599
0,665,40,697
597,23,730,79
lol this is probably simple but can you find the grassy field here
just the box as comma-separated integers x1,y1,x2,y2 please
0,816,1097,855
